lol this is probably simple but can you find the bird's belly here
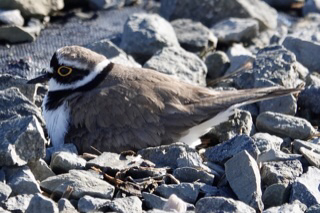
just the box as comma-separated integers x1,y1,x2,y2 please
42,95,70,147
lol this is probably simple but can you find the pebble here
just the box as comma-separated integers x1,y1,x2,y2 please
205,51,230,79
252,132,283,153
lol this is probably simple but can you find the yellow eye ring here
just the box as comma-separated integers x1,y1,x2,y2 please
57,66,72,77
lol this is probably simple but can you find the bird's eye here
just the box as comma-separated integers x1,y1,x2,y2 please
57,66,72,77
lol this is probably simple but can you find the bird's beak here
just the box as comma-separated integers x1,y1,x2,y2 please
27,71,52,84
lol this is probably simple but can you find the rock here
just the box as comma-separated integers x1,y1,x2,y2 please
0,115,46,166
205,51,230,79
86,39,141,68
307,204,320,213
105,196,142,213
171,19,217,53
45,143,78,163
23,18,43,38
4,165,41,195
298,85,320,125
256,111,316,139
283,36,320,72
50,151,86,173
138,142,203,169
0,207,10,213
204,135,260,164
261,160,303,186
160,0,277,31
306,72,320,87
0,182,11,202
163,194,188,213
144,46,207,86
120,13,179,63
225,150,263,211
173,167,215,185
143,192,168,210
3,194,34,212
58,198,77,213
205,110,253,143
262,183,290,209
257,149,302,163
40,170,114,199
86,152,144,172
264,200,307,213
303,0,320,16
290,167,320,207
212,18,259,44
89,0,125,10
0,9,24,26
25,193,59,213
195,196,255,213
28,159,55,182
253,45,299,88
0,0,64,17
299,147,320,168
78,195,110,212
155,183,200,204
293,139,320,155
252,132,283,153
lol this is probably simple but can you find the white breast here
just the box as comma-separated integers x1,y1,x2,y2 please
42,95,70,147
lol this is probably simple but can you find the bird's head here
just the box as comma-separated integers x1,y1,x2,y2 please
28,46,110,91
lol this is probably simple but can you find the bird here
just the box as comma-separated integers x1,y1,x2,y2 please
28,45,301,154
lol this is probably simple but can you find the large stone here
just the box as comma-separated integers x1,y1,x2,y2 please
77,195,110,212
138,142,202,169
86,39,141,68
204,135,260,164
290,167,320,207
205,51,230,79
173,167,215,185
225,150,263,211
0,182,11,202
50,151,86,173
261,160,303,186
171,19,217,53
28,159,55,182
252,132,283,153
160,0,277,30
144,46,207,86
3,194,34,212
0,9,24,26
212,18,259,44
155,183,200,204
264,200,307,213
105,196,142,213
89,0,125,10
40,170,114,199
256,112,316,139
58,198,77,213
25,193,59,213
143,192,168,210
195,196,255,213
120,13,179,63
0,0,64,17
262,183,290,209
44,143,78,163
4,165,41,195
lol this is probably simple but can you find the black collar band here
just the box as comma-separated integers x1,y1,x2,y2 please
45,62,114,110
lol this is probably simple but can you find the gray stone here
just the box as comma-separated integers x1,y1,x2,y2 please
257,149,302,163
0,9,24,26
205,110,253,143
40,169,114,199
171,19,217,53
163,194,189,213
3,194,34,212
155,183,199,204
86,39,141,68
0,25,35,43
0,207,10,213
306,72,320,87
173,167,214,185
58,198,77,213
204,135,260,164
138,142,202,169
225,150,263,211
293,139,320,155
45,143,78,163
264,200,307,213
290,166,320,207
26,193,58,213
195,196,255,213
0,182,11,202
4,165,41,195
283,36,320,72
212,18,259,44
28,159,55,182
50,151,86,173
144,46,207,86
256,111,316,139
303,0,320,16
89,0,125,10
261,160,303,186
143,192,168,210
86,152,144,172
299,147,320,168
307,204,320,213
252,132,283,153
205,51,230,79
298,85,320,125
120,13,179,62
78,195,110,212
0,0,64,17
160,0,277,31
105,196,142,213
262,183,290,209
0,115,46,166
